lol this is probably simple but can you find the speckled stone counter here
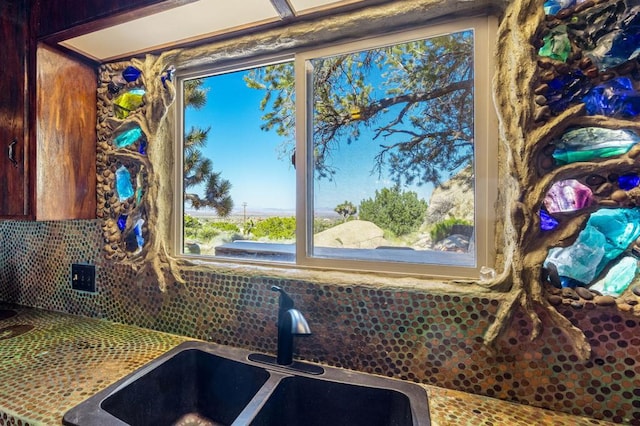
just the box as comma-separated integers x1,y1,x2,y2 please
0,305,617,426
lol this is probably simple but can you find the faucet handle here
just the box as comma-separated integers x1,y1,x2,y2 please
271,285,294,311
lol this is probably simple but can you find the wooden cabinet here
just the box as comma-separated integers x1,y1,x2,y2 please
0,0,97,220
35,44,97,220
0,0,29,217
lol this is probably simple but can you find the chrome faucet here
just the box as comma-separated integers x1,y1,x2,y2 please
271,285,311,366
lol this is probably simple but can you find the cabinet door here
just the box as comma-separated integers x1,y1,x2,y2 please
0,0,29,218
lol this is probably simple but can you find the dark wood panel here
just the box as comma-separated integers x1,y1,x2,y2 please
35,0,196,40
36,44,97,220
0,0,29,217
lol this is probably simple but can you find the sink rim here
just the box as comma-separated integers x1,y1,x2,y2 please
63,340,431,426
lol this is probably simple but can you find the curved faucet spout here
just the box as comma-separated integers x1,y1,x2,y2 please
271,286,312,366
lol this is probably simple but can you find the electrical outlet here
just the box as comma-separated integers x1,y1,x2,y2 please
71,264,96,293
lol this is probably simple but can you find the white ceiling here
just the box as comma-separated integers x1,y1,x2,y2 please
59,0,362,61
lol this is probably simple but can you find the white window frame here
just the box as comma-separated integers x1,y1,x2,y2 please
174,16,498,280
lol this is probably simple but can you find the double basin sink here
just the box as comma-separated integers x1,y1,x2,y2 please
63,341,430,426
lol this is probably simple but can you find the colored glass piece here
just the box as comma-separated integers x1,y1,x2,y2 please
117,215,128,231
161,65,176,89
583,77,640,118
115,166,134,201
543,0,575,15
544,71,591,114
540,209,560,231
589,255,638,297
135,170,144,204
543,179,593,213
122,66,142,83
551,127,640,165
567,2,624,51
618,173,640,190
114,127,143,149
538,25,571,62
134,218,145,251
544,208,640,285
582,7,640,70
138,139,147,155
114,89,145,119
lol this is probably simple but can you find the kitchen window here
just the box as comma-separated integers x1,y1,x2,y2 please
175,16,497,279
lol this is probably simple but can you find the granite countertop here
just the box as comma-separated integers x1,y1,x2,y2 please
0,304,616,426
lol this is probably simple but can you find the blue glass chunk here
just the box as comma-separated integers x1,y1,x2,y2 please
138,139,147,155
540,209,560,231
117,215,128,231
618,173,640,190
551,127,640,165
583,77,640,118
544,208,640,285
545,71,592,114
582,7,640,70
122,66,142,83
114,127,143,149
115,165,134,201
543,0,575,15
161,65,176,89
134,218,145,250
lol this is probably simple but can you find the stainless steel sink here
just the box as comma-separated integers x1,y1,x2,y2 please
63,341,430,426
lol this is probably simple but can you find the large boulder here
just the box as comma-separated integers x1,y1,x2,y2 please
314,220,387,248
425,165,474,226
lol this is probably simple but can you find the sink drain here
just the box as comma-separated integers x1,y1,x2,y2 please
0,324,34,340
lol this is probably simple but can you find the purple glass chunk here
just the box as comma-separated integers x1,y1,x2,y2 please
540,209,560,231
618,173,640,190
122,66,142,83
544,179,594,213
583,77,640,118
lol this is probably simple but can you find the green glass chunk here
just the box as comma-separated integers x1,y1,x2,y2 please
114,89,145,119
551,127,640,165
589,256,638,297
538,25,571,62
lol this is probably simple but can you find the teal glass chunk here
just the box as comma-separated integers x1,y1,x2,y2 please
135,170,144,204
544,208,640,285
114,89,145,119
115,165,134,201
589,256,638,297
552,127,640,165
538,25,571,62
114,127,143,149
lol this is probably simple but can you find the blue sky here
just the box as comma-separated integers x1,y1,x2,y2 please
184,66,435,216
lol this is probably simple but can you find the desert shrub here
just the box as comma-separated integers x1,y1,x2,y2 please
184,215,202,238
359,186,428,236
252,216,296,240
206,221,240,233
